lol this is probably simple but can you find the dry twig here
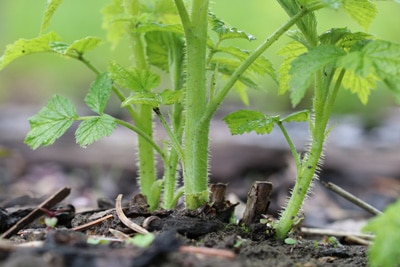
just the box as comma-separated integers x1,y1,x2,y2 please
115,194,149,235
72,214,114,232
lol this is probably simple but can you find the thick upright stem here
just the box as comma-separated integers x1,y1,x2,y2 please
178,0,210,209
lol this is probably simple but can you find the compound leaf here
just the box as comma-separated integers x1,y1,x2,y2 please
0,32,61,70
85,73,113,114
223,110,279,135
75,115,116,147
25,95,77,149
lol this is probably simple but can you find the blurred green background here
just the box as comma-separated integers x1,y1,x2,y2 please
1,1,400,124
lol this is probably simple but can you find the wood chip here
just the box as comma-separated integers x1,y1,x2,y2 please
1,187,71,239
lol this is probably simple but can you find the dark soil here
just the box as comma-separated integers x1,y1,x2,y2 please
0,191,369,267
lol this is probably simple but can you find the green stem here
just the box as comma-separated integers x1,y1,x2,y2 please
176,0,210,209
275,68,345,239
200,7,311,128
115,118,166,162
277,121,301,170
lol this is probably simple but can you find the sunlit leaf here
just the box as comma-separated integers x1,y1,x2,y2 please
121,89,180,107
0,32,61,70
363,198,400,267
281,110,310,123
75,115,116,147
208,13,256,42
108,61,160,92
289,45,345,106
121,92,161,107
40,0,63,35
85,73,112,114
223,110,279,135
277,41,307,95
24,95,77,149
215,46,276,81
342,0,377,30
137,23,183,35
341,70,377,104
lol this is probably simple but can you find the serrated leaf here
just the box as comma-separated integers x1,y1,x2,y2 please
24,95,77,149
342,0,377,30
159,89,182,105
137,23,183,35
85,73,112,114
277,41,308,95
66,37,102,55
289,45,345,106
121,89,181,107
75,115,116,147
341,70,377,105
338,40,400,89
121,92,161,107
215,46,276,81
50,37,102,56
281,110,310,123
0,32,61,70
208,13,256,42
40,0,63,35
108,61,160,92
210,58,257,88
319,28,373,50
362,198,400,267
223,110,279,135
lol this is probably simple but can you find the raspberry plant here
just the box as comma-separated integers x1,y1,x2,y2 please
1,0,400,246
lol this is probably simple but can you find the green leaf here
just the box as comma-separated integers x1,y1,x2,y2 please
341,70,377,105
24,95,78,149
50,37,102,56
210,58,258,88
40,0,63,35
319,28,373,49
276,0,318,45
137,23,183,35
85,73,113,114
126,233,155,248
223,110,279,135
121,89,180,107
281,110,310,123
277,41,307,95
208,13,256,42
289,45,345,106
337,40,400,101
75,115,116,147
0,32,61,70
122,92,161,107
108,61,160,92
342,0,377,30
362,198,400,267
215,46,276,81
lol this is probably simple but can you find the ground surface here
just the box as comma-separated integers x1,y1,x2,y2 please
1,107,400,266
